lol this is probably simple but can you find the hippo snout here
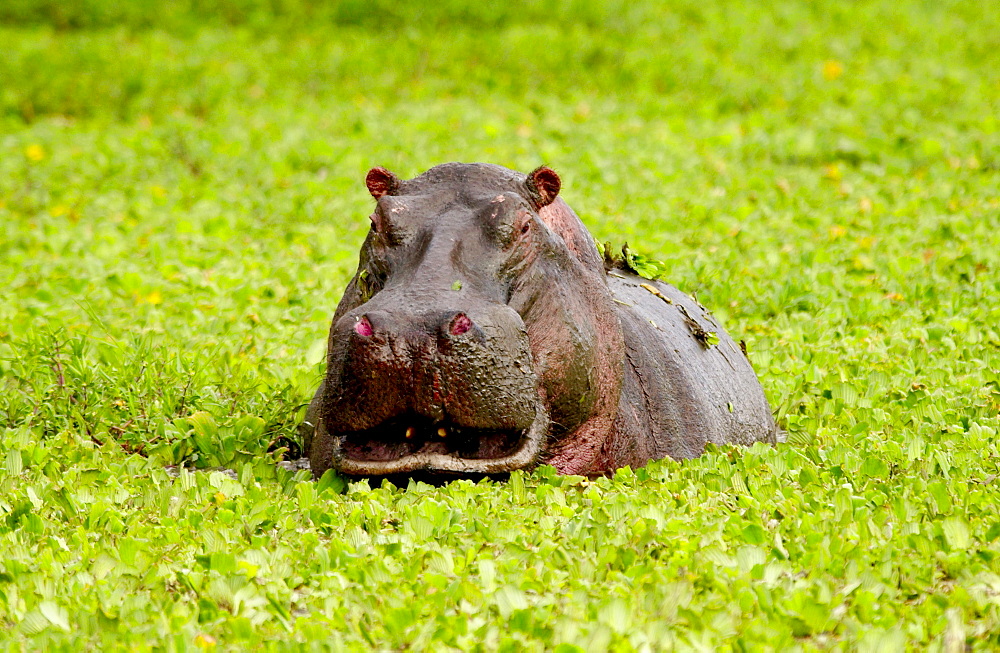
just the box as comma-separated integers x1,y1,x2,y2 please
320,300,548,477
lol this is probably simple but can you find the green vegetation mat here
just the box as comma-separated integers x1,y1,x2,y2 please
2,1,1000,649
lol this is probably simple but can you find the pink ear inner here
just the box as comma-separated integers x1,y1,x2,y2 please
366,167,398,199
527,166,561,208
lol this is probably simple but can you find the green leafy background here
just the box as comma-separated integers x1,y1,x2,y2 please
1,0,999,649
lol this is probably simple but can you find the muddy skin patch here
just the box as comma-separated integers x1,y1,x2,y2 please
676,303,720,349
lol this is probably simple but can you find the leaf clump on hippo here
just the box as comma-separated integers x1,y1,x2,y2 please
300,163,777,480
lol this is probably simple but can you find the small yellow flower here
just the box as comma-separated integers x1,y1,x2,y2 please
822,60,844,81
145,291,163,305
194,634,216,649
829,225,847,239
25,144,45,162
237,560,260,577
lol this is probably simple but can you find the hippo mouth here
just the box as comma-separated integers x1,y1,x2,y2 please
330,410,548,476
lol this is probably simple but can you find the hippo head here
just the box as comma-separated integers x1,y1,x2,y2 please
309,162,623,478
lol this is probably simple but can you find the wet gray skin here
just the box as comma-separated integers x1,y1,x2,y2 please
301,163,777,479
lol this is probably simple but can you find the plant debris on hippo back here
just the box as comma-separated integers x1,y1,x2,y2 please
301,162,777,480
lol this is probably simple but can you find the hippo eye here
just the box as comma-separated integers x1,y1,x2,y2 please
516,210,537,238
487,201,533,248
369,210,400,246
369,210,391,235
371,200,413,246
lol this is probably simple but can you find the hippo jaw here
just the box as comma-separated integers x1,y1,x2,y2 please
328,407,549,476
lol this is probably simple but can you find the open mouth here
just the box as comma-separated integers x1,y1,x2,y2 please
341,415,525,461
331,411,548,476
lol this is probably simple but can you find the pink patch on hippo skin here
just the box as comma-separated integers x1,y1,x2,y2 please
354,316,374,337
449,313,473,336
538,198,605,273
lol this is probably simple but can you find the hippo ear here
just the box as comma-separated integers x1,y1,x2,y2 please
366,167,400,199
525,166,561,208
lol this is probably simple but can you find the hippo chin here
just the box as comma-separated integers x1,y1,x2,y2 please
301,162,777,479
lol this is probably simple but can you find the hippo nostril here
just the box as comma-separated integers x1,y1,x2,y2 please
448,313,473,336
354,316,374,337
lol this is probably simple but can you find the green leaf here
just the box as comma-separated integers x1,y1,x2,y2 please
4,449,23,476
928,482,952,513
621,243,670,280
742,524,767,544
478,559,496,592
494,585,528,618
860,457,889,478
19,610,50,635
210,552,237,574
942,518,970,550
553,645,585,653
38,601,70,631
316,469,346,495
233,414,265,438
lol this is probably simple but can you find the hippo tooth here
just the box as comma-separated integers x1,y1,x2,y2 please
437,427,448,438
405,427,415,439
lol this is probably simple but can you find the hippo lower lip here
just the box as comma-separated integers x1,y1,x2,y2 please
331,410,548,476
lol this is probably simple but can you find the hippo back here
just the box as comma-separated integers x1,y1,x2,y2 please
600,270,777,469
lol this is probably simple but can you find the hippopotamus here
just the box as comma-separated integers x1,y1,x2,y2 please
301,162,777,479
